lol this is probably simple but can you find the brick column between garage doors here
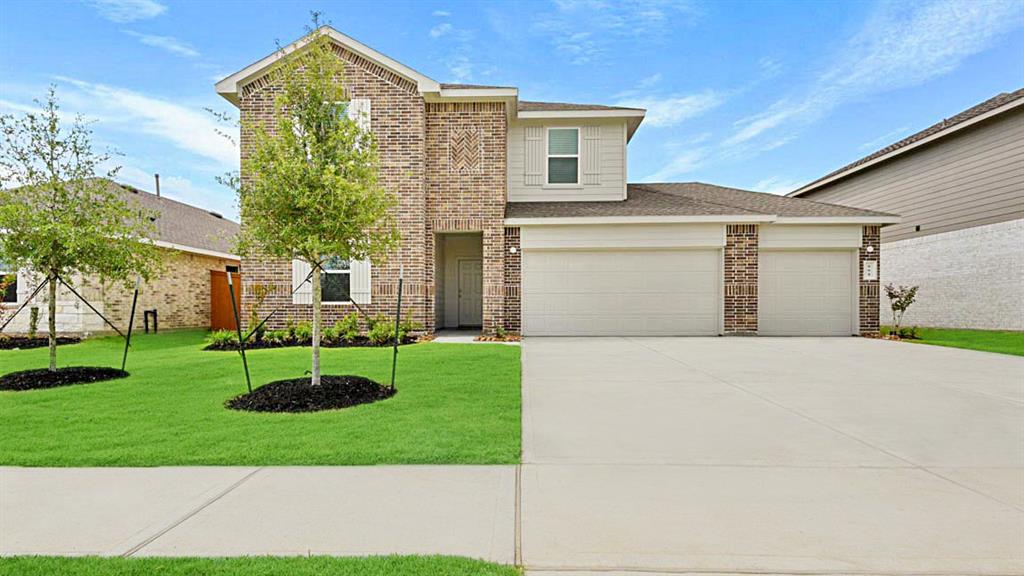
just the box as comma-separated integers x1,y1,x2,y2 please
724,224,758,334
859,225,881,336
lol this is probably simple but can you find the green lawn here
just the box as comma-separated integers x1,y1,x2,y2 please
882,326,1024,357
0,330,520,466
0,555,519,576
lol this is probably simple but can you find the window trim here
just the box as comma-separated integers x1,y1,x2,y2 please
321,257,352,305
544,126,581,187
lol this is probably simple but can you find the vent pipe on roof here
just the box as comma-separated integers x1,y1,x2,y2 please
154,174,161,198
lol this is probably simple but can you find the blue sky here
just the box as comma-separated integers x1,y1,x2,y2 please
2,0,1022,220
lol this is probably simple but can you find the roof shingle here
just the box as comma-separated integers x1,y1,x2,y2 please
518,100,644,112
506,182,897,220
106,180,240,255
793,88,1024,195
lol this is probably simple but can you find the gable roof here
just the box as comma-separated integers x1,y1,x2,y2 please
215,27,645,137
103,180,240,258
216,26,441,104
790,88,1024,197
506,182,898,223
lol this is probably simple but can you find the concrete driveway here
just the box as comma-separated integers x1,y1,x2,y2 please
521,337,1024,575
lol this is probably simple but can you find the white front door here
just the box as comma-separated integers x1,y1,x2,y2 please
521,249,721,336
759,250,856,336
458,258,483,327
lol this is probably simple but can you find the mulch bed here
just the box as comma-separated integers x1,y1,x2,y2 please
474,334,522,343
0,336,80,350
205,335,417,351
225,375,396,413
0,366,129,391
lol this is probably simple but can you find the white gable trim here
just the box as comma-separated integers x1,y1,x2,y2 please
216,26,440,105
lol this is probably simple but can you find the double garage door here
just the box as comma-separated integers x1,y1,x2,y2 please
521,245,856,337
522,249,721,336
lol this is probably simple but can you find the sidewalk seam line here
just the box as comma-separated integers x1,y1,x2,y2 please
515,463,523,566
120,467,264,557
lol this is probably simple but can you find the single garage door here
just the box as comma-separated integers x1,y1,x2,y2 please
759,250,856,336
522,249,720,336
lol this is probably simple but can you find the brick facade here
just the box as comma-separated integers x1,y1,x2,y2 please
859,225,881,335
503,227,521,333
723,224,758,334
238,45,513,334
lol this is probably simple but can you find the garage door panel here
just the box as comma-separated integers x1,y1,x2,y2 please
759,250,855,336
522,249,721,336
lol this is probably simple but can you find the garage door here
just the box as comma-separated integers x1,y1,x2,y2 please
759,250,855,336
522,249,720,336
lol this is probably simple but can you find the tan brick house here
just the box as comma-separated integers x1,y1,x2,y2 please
2,179,240,335
216,27,898,337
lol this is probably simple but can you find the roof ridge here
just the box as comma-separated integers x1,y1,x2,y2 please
104,178,239,224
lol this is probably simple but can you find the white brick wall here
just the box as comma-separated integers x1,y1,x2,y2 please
880,218,1024,330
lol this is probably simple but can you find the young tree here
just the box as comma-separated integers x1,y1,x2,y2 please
884,283,919,336
0,87,159,371
239,27,399,386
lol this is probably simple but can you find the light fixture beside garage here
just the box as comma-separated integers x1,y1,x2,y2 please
509,247,518,254
866,246,874,253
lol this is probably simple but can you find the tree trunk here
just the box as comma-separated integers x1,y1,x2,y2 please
47,275,57,372
311,263,322,386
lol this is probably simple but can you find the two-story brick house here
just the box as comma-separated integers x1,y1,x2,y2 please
216,27,899,337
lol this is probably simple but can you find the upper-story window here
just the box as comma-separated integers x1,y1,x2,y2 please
546,127,579,185
321,256,351,303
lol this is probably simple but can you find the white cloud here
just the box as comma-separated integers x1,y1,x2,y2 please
447,55,473,82
616,90,723,128
535,0,699,65
432,10,451,17
723,0,1023,148
638,73,662,90
430,22,453,39
859,125,910,150
124,31,199,58
643,148,707,181
86,0,166,23
54,77,238,167
753,176,804,195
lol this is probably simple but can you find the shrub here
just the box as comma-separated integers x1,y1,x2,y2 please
884,283,920,336
263,329,289,344
293,320,313,342
206,330,239,348
367,314,395,346
339,312,361,341
897,326,920,340
322,322,340,344
285,316,296,340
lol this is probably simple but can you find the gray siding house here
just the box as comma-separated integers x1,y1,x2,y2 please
789,89,1024,331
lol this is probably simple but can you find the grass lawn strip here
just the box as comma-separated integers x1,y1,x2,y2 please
882,326,1024,357
0,555,520,576
0,330,520,466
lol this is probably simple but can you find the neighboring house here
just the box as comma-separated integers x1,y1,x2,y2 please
216,27,897,337
2,179,240,335
789,89,1024,331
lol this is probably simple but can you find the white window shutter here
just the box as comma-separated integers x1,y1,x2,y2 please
292,259,312,305
524,125,543,186
347,99,371,133
350,260,372,304
582,125,601,185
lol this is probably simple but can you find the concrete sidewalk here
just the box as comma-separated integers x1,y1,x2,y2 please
0,466,516,562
